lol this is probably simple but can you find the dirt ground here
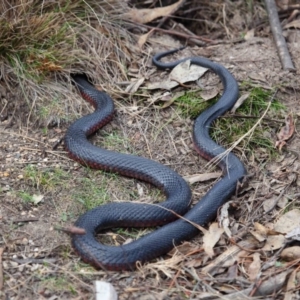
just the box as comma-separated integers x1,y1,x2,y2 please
1,29,300,300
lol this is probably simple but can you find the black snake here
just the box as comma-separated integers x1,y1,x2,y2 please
65,48,246,270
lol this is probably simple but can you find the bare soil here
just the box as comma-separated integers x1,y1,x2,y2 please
1,30,300,300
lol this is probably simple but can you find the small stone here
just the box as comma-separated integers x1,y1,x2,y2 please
94,281,118,300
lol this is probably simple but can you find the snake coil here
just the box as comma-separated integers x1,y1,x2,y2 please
65,48,246,271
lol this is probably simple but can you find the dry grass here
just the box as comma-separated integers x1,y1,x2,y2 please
0,0,135,125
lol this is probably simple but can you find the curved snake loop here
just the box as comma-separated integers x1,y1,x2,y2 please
65,48,246,271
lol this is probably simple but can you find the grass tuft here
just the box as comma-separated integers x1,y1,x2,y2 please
174,89,209,118
0,0,133,123
73,171,114,210
23,164,69,191
174,83,286,158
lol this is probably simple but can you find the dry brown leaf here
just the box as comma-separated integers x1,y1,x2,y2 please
275,113,294,151
201,238,258,274
159,92,174,101
254,222,269,236
169,241,198,256
274,209,300,234
137,31,152,49
244,29,255,40
248,253,261,281
139,254,182,279
150,92,183,109
286,227,300,241
161,97,176,109
185,257,202,268
152,91,184,109
124,0,184,24
249,222,268,242
277,0,289,10
199,88,219,101
284,269,298,300
231,93,250,113
248,72,267,83
280,246,300,261
250,230,266,242
253,270,291,297
147,59,207,90
226,264,238,279
184,172,221,184
263,196,279,212
261,234,285,251
125,78,145,94
203,222,224,258
284,19,300,29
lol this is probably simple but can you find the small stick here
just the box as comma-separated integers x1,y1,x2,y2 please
55,225,86,235
169,20,206,46
12,217,39,223
0,248,4,291
264,0,296,71
141,23,245,45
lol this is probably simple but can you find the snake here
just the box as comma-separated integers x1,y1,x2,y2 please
65,48,247,271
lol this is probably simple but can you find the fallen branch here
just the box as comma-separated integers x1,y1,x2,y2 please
132,22,244,45
264,0,295,71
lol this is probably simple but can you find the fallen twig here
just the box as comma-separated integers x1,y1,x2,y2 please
12,217,39,223
55,225,86,235
135,22,214,43
169,20,206,46
0,248,4,291
264,0,296,71
134,22,245,46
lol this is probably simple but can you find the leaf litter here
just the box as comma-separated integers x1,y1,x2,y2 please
1,1,300,299
275,113,295,151
147,59,208,90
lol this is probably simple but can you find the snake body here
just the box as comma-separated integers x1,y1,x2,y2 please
65,49,246,271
